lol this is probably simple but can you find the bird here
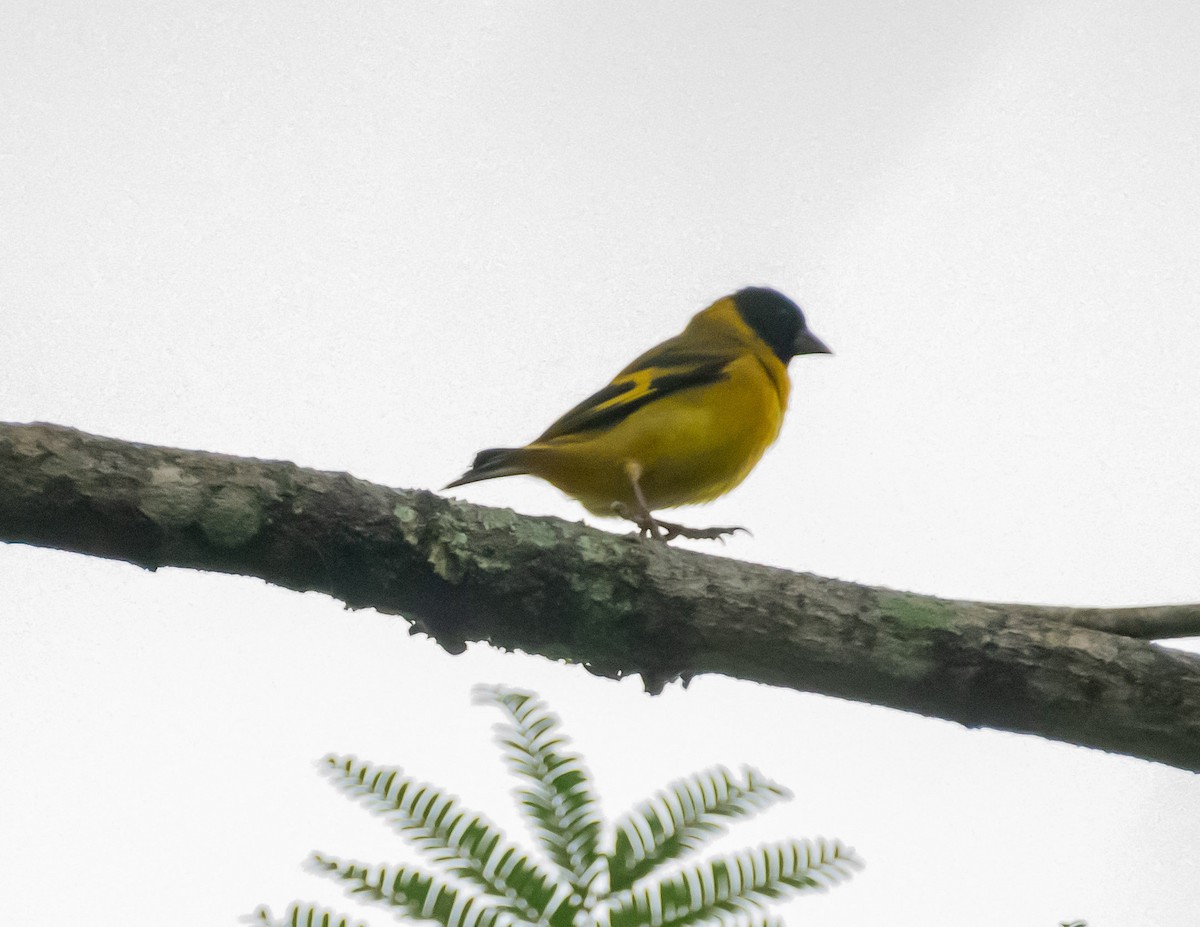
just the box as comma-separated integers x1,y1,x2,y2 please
446,286,830,541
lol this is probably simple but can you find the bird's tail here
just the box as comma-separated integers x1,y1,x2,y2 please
444,447,530,490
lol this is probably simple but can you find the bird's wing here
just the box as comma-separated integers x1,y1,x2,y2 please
533,337,734,444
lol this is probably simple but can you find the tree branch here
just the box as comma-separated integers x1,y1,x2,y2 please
2,421,1199,772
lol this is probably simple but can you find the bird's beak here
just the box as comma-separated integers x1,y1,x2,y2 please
793,328,832,356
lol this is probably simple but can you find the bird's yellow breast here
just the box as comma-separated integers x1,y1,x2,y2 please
523,348,790,515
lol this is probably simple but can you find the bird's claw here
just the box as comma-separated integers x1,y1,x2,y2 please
612,502,748,543
652,520,750,543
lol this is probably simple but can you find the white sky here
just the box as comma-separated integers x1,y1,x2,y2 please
2,2,1199,924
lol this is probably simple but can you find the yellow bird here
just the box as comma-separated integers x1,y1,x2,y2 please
446,287,830,540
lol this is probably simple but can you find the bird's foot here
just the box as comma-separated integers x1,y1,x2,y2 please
612,502,748,543
652,519,750,543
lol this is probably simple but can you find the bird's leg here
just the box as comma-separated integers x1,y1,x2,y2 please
617,461,662,540
613,462,748,542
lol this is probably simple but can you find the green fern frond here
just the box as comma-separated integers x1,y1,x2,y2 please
604,910,787,927
310,853,524,927
474,685,604,894
262,690,856,927
321,754,570,922
609,766,790,890
607,838,861,927
248,900,372,927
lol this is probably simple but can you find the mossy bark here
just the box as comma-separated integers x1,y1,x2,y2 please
2,421,1199,771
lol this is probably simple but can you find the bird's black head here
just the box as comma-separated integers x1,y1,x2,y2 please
732,286,831,362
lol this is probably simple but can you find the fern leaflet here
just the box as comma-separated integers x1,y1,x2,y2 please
609,766,790,890
607,838,861,927
248,900,371,927
311,853,524,927
475,685,604,896
322,754,570,923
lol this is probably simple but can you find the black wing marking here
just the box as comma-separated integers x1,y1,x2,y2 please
534,354,731,443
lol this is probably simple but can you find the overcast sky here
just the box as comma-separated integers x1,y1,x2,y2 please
3,2,1199,925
